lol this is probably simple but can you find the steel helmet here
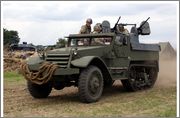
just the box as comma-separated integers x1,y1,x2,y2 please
94,23,102,32
86,18,93,24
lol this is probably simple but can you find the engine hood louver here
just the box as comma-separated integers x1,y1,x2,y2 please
46,53,70,68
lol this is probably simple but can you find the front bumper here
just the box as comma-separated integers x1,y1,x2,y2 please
28,64,79,75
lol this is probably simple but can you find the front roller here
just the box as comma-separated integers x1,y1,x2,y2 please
20,62,57,98
78,65,104,103
27,81,52,98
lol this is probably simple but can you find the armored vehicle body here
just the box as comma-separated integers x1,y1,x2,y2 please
21,17,161,103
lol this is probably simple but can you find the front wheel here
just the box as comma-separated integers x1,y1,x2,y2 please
78,65,104,103
27,81,52,98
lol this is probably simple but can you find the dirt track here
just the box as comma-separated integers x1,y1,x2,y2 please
4,59,177,117
156,59,176,87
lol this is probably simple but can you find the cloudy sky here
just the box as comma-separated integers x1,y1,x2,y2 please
2,1,179,49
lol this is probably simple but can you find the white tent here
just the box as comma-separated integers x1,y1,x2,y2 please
159,42,176,60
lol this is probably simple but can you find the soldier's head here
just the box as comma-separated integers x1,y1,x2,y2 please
93,23,102,33
118,24,124,32
86,18,93,27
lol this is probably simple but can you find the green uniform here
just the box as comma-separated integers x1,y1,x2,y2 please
79,25,91,34
122,29,129,35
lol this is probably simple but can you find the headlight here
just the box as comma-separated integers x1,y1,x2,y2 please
73,50,78,55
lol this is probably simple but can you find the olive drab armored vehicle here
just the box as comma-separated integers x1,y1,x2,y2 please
21,17,161,103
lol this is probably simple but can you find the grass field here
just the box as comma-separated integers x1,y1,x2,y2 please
4,61,177,117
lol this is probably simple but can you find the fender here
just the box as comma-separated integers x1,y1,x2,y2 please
71,56,102,68
71,56,112,81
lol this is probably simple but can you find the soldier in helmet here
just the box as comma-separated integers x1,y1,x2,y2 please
118,24,129,35
93,23,102,34
92,23,104,45
79,18,93,34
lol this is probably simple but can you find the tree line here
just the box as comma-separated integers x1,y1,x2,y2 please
3,28,67,49
3,28,20,47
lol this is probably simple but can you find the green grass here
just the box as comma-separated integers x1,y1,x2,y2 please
4,71,24,82
4,71,176,117
20,86,175,117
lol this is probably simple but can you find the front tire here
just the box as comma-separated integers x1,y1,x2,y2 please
78,66,104,103
27,81,52,98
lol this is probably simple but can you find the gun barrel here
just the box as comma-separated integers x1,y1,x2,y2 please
122,23,136,26
139,17,150,29
113,16,121,30
144,17,150,23
116,16,121,24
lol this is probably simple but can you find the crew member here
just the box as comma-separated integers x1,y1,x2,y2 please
92,23,102,34
92,23,104,45
118,24,129,35
79,18,93,34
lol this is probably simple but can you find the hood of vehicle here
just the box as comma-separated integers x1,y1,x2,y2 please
76,46,106,51
46,46,112,58
47,46,107,54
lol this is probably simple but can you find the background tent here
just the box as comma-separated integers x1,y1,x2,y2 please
159,42,176,60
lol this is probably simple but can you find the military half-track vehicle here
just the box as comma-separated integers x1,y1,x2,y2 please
21,17,161,103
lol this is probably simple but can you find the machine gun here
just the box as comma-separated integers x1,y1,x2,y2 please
137,17,150,31
119,23,136,27
111,16,121,32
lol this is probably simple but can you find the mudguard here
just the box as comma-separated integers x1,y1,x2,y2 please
71,56,104,68
71,56,113,83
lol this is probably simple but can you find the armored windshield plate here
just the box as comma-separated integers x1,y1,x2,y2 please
66,33,115,38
